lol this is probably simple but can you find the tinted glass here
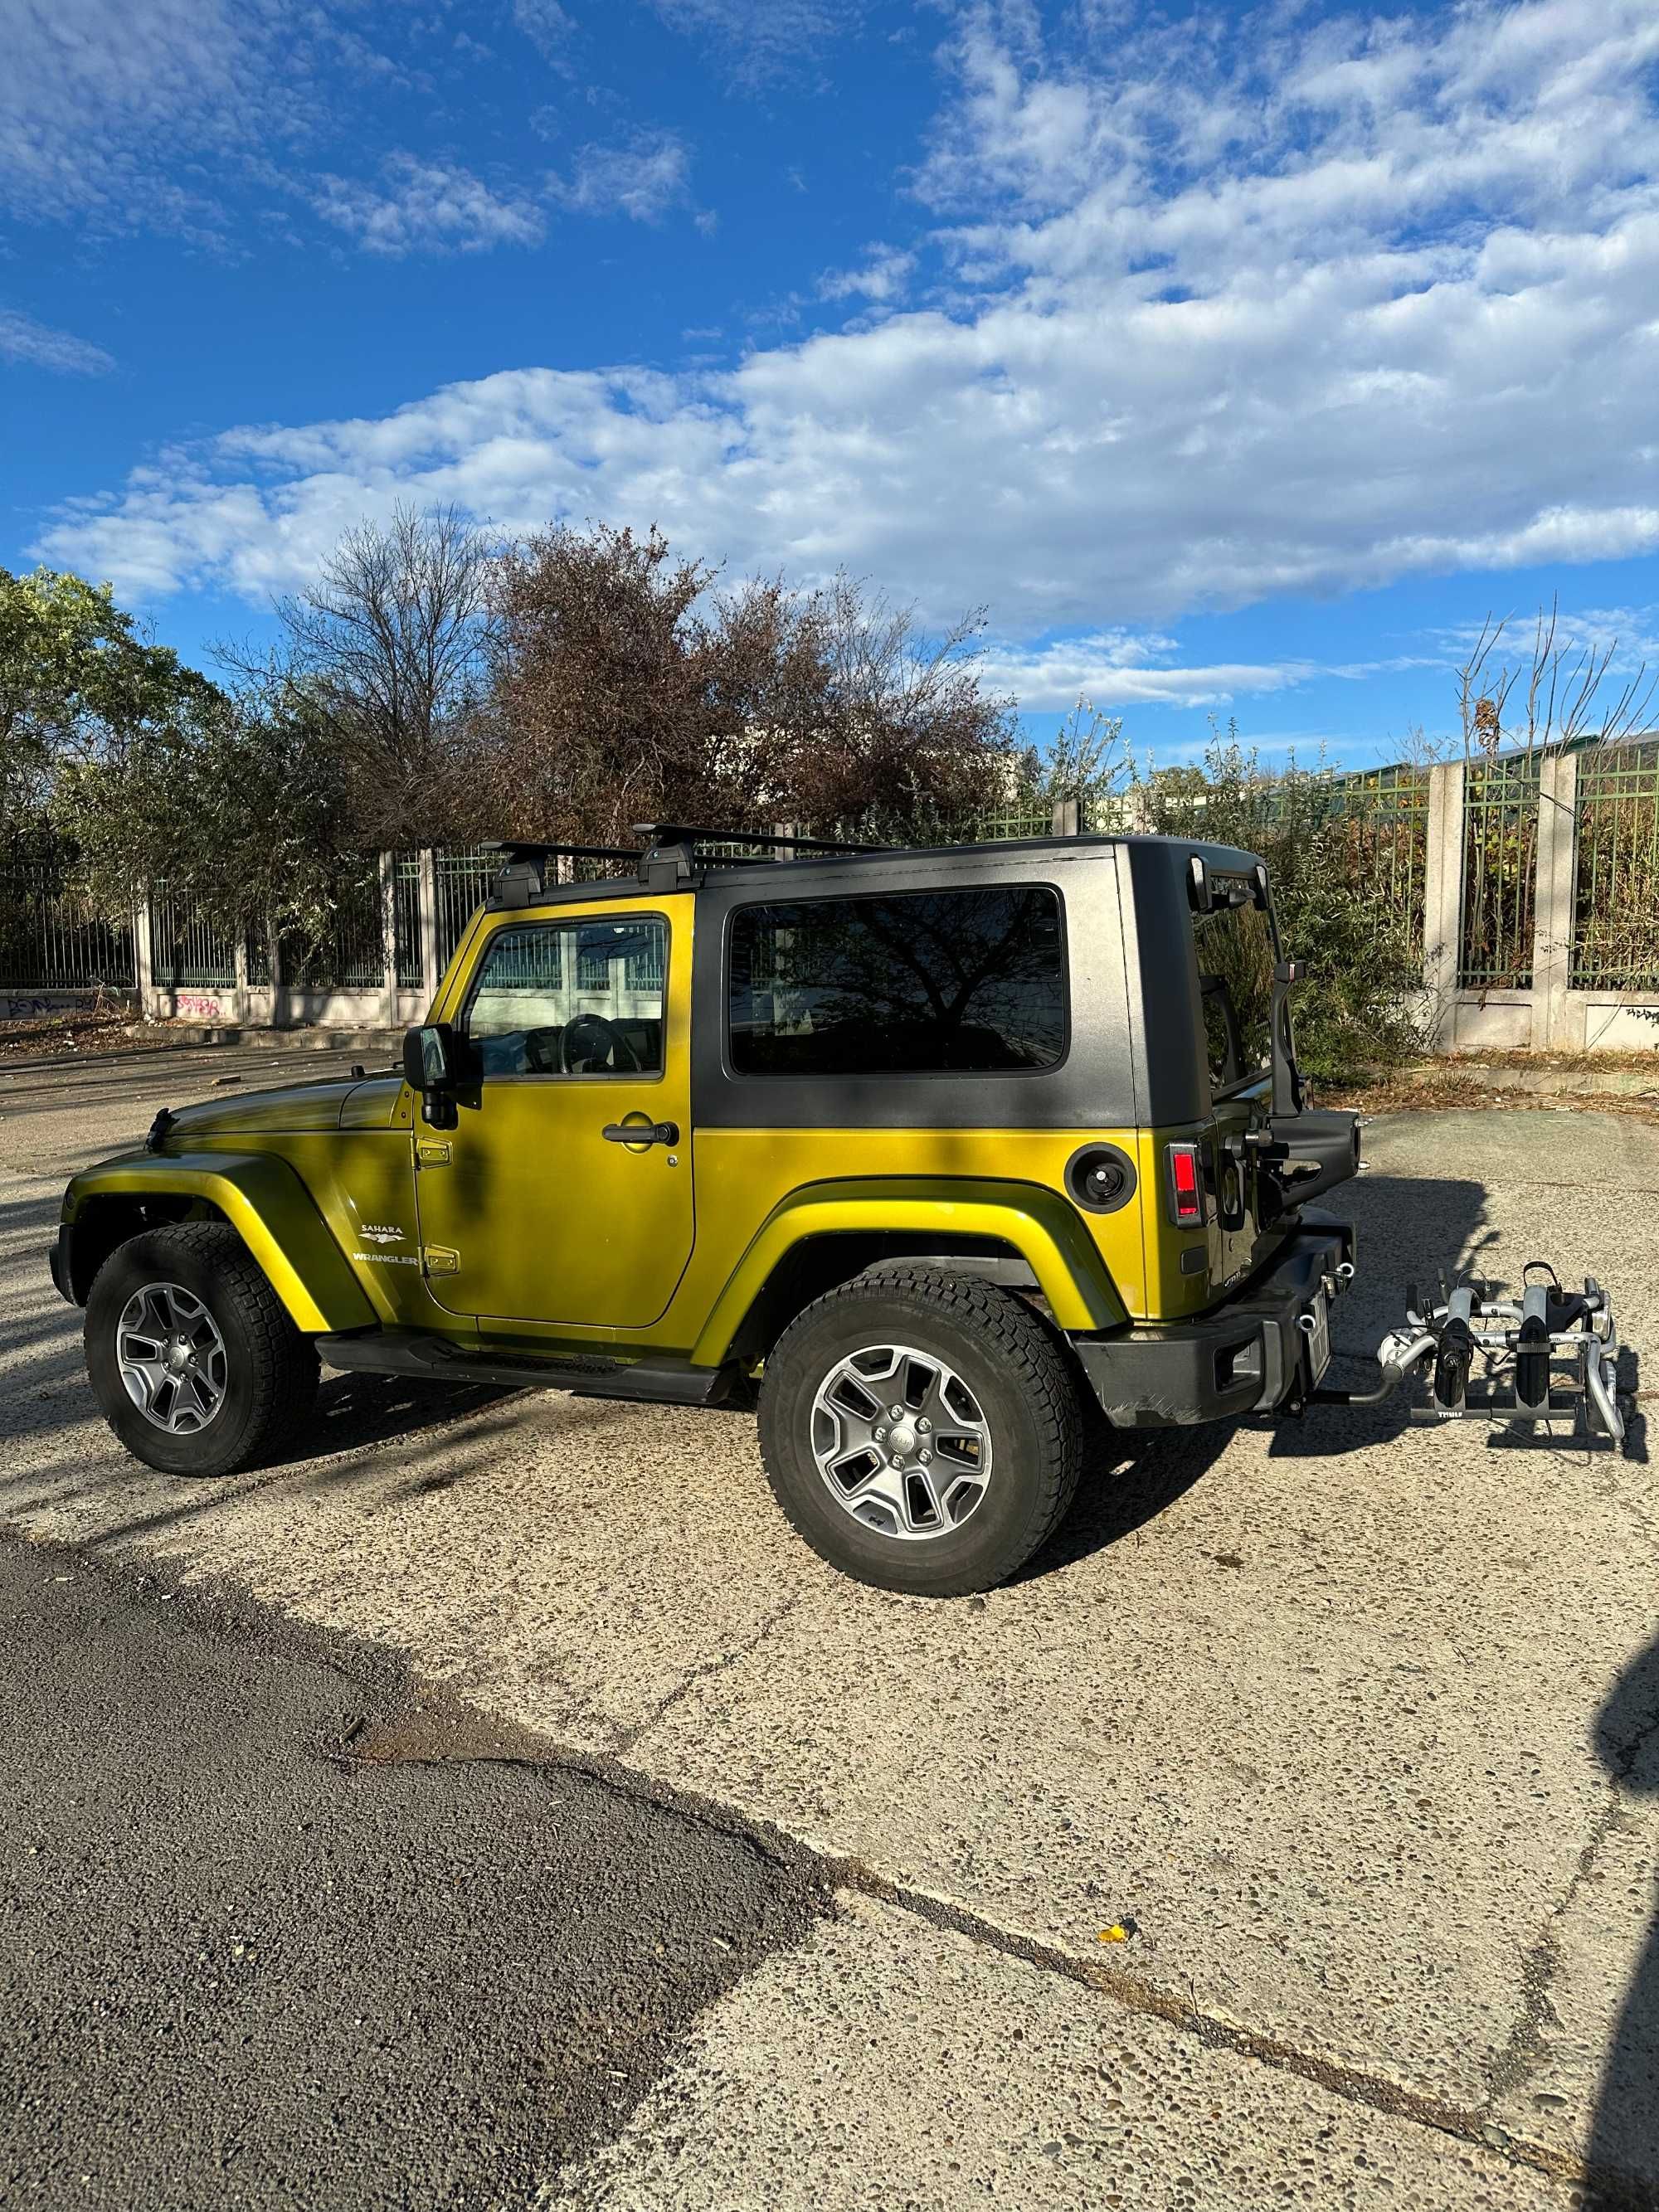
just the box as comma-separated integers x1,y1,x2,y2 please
1192,888,1274,1094
728,887,1065,1077
465,918,665,1077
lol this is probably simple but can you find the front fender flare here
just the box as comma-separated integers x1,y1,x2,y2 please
61,1150,375,1335
690,1176,1127,1367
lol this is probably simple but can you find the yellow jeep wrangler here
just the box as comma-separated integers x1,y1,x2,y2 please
51,826,1364,1595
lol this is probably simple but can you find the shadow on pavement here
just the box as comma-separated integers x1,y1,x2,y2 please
278,1369,518,1465
1265,1169,1493,1458
1587,1631,1659,2206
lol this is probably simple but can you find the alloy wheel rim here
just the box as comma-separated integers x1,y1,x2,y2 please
810,1341,993,1542
115,1281,229,1436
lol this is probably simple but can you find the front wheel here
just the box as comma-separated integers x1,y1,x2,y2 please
85,1223,319,1477
757,1266,1084,1596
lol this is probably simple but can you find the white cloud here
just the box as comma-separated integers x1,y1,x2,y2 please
977,630,1316,711
513,0,574,62
643,0,859,84
549,134,693,223
37,0,1659,650
0,0,316,233
820,246,915,304
312,155,544,255
0,309,113,375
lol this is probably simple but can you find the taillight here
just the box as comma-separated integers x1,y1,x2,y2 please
1166,1140,1204,1228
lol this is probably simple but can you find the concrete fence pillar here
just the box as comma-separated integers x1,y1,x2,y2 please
232,931,250,1026
378,851,398,1033
1422,760,1465,1050
1051,795,1081,836
133,893,155,1018
418,848,440,1010
1531,751,1579,1050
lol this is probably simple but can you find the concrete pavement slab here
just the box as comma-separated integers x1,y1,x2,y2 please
543,1889,1575,2211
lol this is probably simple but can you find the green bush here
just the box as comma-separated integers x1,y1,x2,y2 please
1136,732,1426,1084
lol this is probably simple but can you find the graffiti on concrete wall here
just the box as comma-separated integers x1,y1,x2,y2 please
0,989,139,1022
172,992,231,1021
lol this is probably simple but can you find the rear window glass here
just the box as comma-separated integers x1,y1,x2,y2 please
728,886,1066,1077
1192,887,1275,1095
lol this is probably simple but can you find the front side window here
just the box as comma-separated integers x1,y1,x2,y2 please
728,886,1066,1077
1192,885,1275,1094
464,917,666,1077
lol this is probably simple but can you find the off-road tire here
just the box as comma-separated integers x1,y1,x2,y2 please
85,1223,320,1478
757,1265,1084,1596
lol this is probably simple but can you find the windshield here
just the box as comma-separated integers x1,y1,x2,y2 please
1192,884,1276,1096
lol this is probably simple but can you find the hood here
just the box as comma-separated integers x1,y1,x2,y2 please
162,1074,403,1142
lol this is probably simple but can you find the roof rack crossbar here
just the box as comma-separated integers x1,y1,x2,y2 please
489,840,641,864
631,822,886,855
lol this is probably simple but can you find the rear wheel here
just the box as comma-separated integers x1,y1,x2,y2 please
85,1223,319,1477
757,1266,1083,1596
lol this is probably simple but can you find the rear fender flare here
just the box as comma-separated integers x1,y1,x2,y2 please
61,1151,375,1335
690,1176,1127,1368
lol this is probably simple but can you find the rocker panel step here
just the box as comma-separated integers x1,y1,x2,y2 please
315,1330,742,1407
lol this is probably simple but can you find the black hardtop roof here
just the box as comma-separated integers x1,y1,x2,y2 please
484,829,1269,913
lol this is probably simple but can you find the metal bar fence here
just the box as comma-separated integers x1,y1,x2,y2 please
1458,756,1541,989
1571,741,1659,992
1321,764,1433,960
394,854,424,988
0,845,136,993
291,867,385,993
434,846,504,974
148,887,237,989
241,868,383,991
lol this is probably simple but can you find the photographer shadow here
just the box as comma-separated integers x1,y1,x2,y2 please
1585,1633,1659,2204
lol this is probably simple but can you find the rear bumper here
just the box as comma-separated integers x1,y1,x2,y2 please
1070,1214,1355,1427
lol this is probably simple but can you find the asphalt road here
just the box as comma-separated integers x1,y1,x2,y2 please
2,1043,1657,2209
0,1534,824,2210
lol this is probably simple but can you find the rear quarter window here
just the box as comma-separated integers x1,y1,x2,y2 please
727,884,1067,1077
1192,889,1275,1096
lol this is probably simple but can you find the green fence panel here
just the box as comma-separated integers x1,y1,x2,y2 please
1458,756,1540,990
1322,765,1433,960
1571,741,1659,992
393,855,423,988
149,887,236,989
0,841,136,993
434,847,499,974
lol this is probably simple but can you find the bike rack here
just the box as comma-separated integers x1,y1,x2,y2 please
1310,1262,1627,1446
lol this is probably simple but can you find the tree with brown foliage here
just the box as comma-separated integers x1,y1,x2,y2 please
740,571,1019,839
466,522,1016,844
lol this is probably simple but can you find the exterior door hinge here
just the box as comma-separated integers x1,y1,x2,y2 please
416,1140,452,1166
422,1245,460,1276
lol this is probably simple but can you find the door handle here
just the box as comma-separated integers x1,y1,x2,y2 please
601,1118,679,1148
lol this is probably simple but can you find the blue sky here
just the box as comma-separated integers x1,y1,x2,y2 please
3,0,1659,768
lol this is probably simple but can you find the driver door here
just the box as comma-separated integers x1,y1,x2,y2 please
414,898,694,1330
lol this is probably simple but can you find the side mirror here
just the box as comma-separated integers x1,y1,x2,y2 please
402,1023,460,1129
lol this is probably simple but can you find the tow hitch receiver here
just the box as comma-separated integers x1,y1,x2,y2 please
1311,1263,1627,1446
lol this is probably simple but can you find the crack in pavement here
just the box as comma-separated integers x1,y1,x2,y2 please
610,1593,801,1754
820,1855,1652,2208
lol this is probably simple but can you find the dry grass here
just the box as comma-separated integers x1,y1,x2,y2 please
0,1006,148,1061
1323,1058,1659,1122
